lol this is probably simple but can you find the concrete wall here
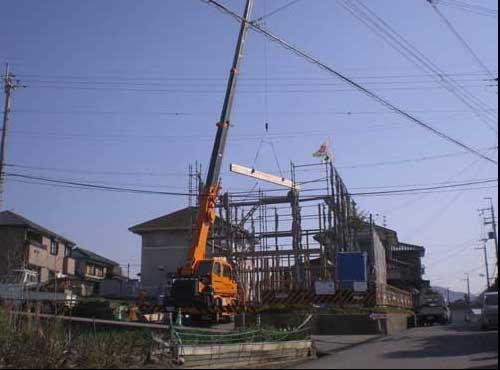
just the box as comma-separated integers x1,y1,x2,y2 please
138,226,243,296
141,230,192,295
372,230,387,286
176,340,313,369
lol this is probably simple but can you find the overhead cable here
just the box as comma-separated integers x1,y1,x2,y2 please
339,0,498,133
199,0,498,165
428,0,497,80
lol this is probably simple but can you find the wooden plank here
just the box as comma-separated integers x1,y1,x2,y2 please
230,164,300,190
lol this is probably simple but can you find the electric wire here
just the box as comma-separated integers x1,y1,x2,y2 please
199,0,498,165
339,0,498,134
437,0,498,17
5,171,497,198
253,0,304,23
428,0,497,80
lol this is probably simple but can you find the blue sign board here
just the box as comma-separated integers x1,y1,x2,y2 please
337,252,368,283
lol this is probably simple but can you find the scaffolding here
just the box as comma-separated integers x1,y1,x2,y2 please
210,161,360,305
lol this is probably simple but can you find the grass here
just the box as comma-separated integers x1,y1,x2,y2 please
0,309,154,369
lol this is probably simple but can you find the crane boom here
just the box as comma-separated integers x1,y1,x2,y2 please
182,0,254,275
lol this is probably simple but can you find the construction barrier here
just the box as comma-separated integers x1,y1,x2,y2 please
166,316,314,369
254,283,412,310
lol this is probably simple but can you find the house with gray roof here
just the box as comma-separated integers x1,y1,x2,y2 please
0,210,76,283
71,247,123,297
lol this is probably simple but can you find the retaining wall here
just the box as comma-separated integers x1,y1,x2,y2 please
178,340,313,369
237,312,410,336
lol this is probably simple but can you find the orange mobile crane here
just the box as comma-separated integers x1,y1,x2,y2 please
167,0,254,322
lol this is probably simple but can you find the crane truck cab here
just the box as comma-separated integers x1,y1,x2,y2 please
168,257,238,322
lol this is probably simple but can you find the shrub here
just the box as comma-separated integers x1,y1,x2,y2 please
0,309,154,369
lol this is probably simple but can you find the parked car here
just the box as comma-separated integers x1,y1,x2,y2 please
481,292,498,331
416,289,452,326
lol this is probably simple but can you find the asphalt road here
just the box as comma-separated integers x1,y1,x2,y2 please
295,318,498,369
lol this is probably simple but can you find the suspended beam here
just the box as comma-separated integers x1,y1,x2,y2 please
230,163,300,190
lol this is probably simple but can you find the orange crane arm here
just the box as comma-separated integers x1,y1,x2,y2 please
181,184,219,275
181,0,254,276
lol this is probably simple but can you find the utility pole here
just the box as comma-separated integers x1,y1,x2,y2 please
465,273,471,304
479,197,498,275
1,64,23,210
477,239,491,289
463,273,472,323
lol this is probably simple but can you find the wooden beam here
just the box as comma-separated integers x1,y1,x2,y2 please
230,163,300,190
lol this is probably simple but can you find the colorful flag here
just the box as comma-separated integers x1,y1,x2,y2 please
313,139,334,163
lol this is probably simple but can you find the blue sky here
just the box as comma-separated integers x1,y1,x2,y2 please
1,0,498,294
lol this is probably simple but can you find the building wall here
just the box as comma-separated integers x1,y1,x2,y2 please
140,229,191,295
27,237,73,283
372,229,387,286
0,227,74,283
0,227,27,280
137,226,247,296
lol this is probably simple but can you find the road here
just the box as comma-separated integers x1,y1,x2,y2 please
295,317,498,369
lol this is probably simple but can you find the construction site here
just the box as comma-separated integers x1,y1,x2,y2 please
1,0,498,368
182,159,413,311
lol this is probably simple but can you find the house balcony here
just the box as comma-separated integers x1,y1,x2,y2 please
27,243,49,269
27,243,67,275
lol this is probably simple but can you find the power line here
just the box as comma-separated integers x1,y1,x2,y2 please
253,0,303,23
15,70,496,79
21,82,493,95
437,0,498,18
2,123,416,143
5,171,497,198
200,0,498,165
351,178,498,196
339,0,498,134
428,0,497,80
9,108,497,117
5,173,191,197
5,146,497,178
339,146,498,169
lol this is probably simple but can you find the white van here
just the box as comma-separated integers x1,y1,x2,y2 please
481,292,498,331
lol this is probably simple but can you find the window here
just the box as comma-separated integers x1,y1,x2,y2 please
485,294,498,306
86,264,94,276
213,263,222,277
64,246,72,258
50,239,59,255
95,266,104,278
223,265,232,279
27,231,43,247
196,261,213,277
